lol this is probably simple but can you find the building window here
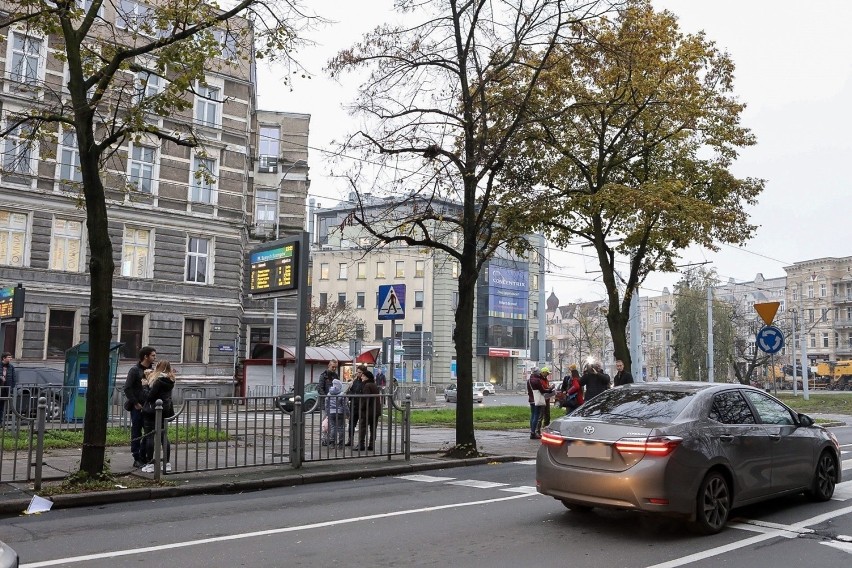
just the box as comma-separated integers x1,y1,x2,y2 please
58,129,81,187
319,292,328,309
792,287,798,301
190,156,216,204
415,290,424,308
823,332,829,348
337,292,346,307
47,309,75,358
375,323,384,341
414,323,423,332
532,301,538,318
195,83,221,127
8,33,42,86
822,308,830,321
320,263,329,280
376,261,385,278
0,210,27,267
117,0,150,30
655,329,661,342
50,218,84,272
121,227,152,278
666,330,671,341
356,291,365,309
395,261,405,278
119,314,145,359
820,283,827,297
255,190,277,224
129,144,155,193
259,125,280,157
415,260,425,278
807,284,814,298
183,318,205,363
357,262,366,279
810,333,816,348
249,327,270,357
655,311,661,324
3,123,34,177
531,273,539,291
339,263,348,280
452,291,459,310
134,68,163,104
185,236,210,283
808,309,814,323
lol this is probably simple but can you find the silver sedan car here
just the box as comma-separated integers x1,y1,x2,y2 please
536,382,841,534
444,383,484,403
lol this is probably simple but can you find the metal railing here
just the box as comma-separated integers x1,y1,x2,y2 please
2,389,411,485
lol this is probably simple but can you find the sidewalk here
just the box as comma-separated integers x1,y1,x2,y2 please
0,427,542,516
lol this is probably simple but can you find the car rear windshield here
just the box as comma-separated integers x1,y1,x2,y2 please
572,388,699,422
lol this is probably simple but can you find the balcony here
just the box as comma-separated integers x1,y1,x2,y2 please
832,294,852,305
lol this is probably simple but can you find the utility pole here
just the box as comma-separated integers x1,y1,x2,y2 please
707,286,714,383
629,288,643,381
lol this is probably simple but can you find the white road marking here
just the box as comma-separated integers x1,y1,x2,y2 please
644,504,852,568
821,541,852,555
19,493,537,568
727,519,813,538
394,474,455,483
499,486,538,494
516,459,537,465
446,479,509,489
843,458,852,471
833,480,852,501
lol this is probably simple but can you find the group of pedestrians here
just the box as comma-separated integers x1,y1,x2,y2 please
527,359,634,439
123,346,176,472
316,360,383,451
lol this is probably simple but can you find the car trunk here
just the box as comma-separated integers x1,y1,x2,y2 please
545,420,668,472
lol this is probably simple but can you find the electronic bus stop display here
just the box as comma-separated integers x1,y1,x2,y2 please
249,240,299,296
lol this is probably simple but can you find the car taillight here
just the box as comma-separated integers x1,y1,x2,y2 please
540,431,565,447
614,436,682,457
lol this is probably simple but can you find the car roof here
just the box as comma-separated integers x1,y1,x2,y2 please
622,381,755,394
14,367,65,385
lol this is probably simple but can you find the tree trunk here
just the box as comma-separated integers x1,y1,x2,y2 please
452,251,478,454
77,138,114,476
609,307,631,372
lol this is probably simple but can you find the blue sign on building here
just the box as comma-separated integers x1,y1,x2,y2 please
487,267,529,320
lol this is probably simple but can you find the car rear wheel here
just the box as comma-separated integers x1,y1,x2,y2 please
561,500,593,513
806,451,837,501
692,471,730,535
304,398,318,413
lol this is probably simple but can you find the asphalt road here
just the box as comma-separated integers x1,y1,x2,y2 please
3,426,852,568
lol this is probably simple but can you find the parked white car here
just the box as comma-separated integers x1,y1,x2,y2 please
444,383,485,403
473,382,496,395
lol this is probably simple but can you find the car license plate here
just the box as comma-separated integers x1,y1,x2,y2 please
566,442,611,460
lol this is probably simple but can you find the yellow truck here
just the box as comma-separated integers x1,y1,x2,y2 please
767,364,824,390
816,361,852,391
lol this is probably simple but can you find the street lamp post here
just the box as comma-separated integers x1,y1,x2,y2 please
271,159,308,389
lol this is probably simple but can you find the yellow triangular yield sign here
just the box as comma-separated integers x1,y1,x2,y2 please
754,302,780,326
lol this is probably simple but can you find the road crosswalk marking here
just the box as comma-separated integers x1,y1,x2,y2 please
832,480,852,501
446,480,509,489
499,486,538,494
515,459,537,465
395,474,456,483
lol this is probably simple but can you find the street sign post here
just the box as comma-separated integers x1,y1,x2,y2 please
378,284,405,389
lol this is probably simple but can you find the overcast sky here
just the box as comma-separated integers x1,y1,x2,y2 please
256,0,852,304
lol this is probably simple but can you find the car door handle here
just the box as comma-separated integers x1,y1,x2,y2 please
720,435,734,443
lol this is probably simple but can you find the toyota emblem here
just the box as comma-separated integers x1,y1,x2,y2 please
583,426,595,435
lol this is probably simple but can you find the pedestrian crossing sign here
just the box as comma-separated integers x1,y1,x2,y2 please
378,284,406,320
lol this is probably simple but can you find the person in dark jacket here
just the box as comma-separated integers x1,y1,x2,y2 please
358,370,381,451
0,352,16,424
526,368,548,439
317,360,339,396
141,360,176,473
346,366,366,446
613,359,634,386
581,363,611,401
123,346,156,468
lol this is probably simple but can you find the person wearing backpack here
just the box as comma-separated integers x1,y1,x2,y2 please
358,370,381,451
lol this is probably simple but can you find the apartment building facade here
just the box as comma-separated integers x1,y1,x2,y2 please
0,7,261,380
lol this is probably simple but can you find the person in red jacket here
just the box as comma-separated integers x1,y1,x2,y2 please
562,367,584,412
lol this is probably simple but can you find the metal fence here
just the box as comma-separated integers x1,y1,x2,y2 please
1,388,410,487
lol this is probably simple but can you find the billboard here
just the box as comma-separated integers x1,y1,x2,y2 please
487,267,528,320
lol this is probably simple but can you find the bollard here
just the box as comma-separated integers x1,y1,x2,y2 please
34,396,47,491
154,399,163,482
291,396,302,469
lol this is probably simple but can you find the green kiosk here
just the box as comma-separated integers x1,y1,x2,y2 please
64,341,124,422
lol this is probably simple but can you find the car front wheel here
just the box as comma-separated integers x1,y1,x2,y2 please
806,451,837,501
692,471,731,535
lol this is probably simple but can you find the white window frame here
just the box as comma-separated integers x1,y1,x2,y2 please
0,210,29,267
128,143,157,194
395,260,405,278
189,155,216,204
121,226,153,278
338,263,348,280
258,125,280,156
185,236,211,284
134,67,164,105
255,189,277,224
49,217,85,272
376,261,385,278
320,263,329,280
2,120,36,179
6,31,45,88
415,260,425,278
117,0,151,32
213,29,239,61
194,81,222,128
77,0,105,16
357,262,366,279
58,128,82,188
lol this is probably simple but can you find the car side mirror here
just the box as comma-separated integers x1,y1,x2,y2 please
798,413,814,427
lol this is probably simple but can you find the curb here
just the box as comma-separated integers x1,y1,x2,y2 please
0,454,529,516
